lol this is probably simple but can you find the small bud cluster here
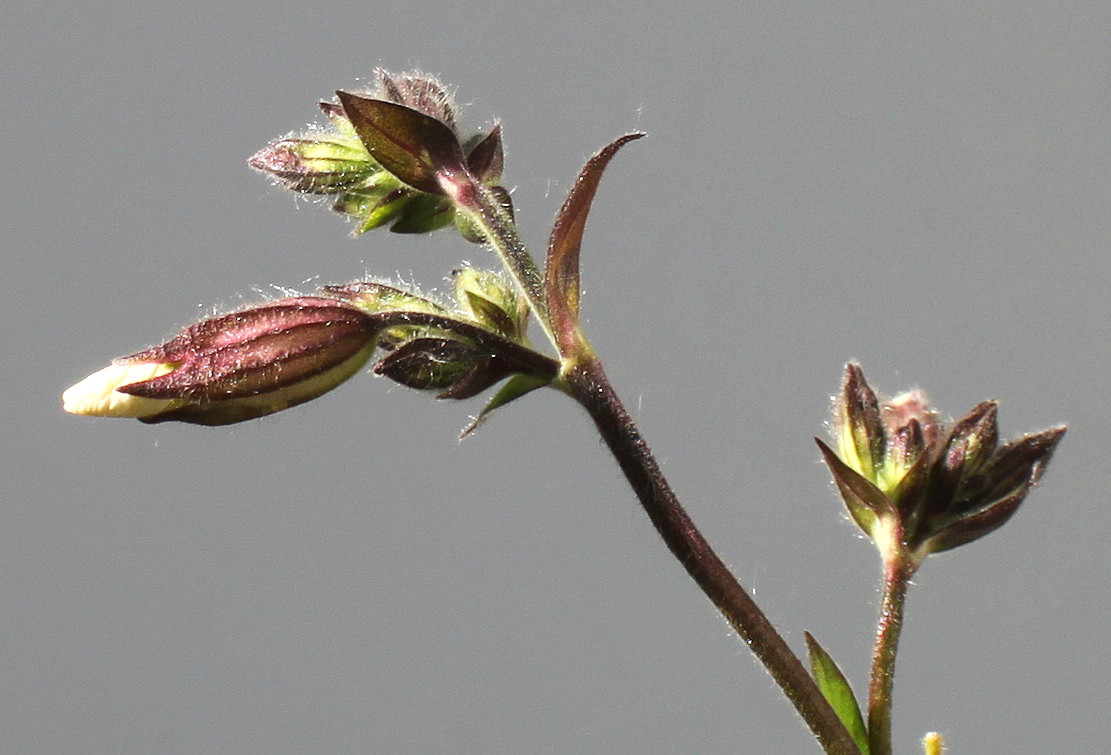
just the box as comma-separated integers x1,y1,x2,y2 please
67,69,556,428
818,364,1065,562
249,69,508,239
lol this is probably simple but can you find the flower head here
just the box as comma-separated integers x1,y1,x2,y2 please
817,364,1065,562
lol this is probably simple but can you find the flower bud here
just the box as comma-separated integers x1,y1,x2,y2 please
374,69,457,128
453,266,525,339
249,70,510,243
63,297,379,425
373,337,480,392
880,391,936,488
248,134,375,194
372,335,521,401
462,124,505,186
817,364,1065,561
832,363,885,484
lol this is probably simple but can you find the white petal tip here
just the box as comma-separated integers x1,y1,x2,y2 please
62,361,179,418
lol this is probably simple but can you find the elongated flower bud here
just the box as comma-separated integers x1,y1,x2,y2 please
248,134,375,194
63,297,379,425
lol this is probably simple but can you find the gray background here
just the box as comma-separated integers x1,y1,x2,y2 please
4,2,1108,752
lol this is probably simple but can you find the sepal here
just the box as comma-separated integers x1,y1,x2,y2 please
248,134,375,194
453,266,525,339
336,91,465,195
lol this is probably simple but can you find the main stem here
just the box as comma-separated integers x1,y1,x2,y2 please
867,554,913,755
563,356,860,755
446,169,855,752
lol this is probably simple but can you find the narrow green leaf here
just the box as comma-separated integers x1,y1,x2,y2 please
336,92,465,195
805,632,870,755
459,373,551,438
544,132,644,355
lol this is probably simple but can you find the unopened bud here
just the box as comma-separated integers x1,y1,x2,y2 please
818,363,1065,561
251,70,510,243
373,337,480,392
453,266,524,338
374,69,457,128
249,134,375,194
63,297,379,425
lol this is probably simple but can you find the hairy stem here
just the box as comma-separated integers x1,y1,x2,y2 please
437,168,555,347
563,356,860,755
441,167,855,751
867,554,913,755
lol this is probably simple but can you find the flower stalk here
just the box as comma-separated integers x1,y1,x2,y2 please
418,106,860,752
867,551,913,755
435,111,858,752
819,364,1065,752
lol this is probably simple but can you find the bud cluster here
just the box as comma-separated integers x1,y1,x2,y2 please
326,268,545,401
817,364,1065,562
249,69,509,240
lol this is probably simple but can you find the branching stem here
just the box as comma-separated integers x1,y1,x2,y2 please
450,157,858,753
437,168,555,347
563,356,860,755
